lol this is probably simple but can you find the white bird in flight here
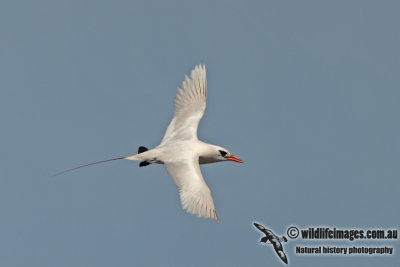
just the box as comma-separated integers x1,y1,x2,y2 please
55,65,243,220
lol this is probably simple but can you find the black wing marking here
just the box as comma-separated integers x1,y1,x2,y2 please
139,161,150,167
138,146,149,154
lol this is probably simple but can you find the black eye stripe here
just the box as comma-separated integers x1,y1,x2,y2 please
219,150,227,157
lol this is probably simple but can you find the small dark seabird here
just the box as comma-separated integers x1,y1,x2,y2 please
254,222,289,264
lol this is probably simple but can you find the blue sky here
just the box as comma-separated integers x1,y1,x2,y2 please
1,0,399,266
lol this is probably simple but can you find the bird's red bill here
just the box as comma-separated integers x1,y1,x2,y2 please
226,155,243,163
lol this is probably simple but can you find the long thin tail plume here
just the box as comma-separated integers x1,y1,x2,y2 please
52,156,127,177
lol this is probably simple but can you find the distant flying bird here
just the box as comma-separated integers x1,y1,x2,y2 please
54,65,243,220
253,223,289,264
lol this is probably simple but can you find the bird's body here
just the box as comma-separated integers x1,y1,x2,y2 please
55,65,242,220
127,140,228,165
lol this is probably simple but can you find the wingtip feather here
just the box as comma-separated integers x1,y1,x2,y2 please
179,189,219,220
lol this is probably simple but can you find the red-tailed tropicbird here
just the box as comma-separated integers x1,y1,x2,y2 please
55,65,243,220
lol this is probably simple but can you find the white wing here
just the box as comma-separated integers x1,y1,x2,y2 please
160,65,207,145
165,158,219,220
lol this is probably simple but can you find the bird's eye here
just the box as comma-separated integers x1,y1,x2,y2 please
219,150,227,157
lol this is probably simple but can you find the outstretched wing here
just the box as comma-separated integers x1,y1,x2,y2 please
165,157,218,220
160,65,207,145
273,244,289,264
254,222,269,235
